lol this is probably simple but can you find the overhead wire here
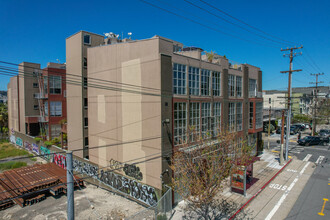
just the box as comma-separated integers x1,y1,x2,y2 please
182,0,288,46
138,0,279,48
197,0,298,46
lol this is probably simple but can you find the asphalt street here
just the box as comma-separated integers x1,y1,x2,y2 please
264,133,330,219
285,144,330,220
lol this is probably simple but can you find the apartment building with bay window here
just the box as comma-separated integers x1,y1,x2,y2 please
8,62,67,140
65,31,263,198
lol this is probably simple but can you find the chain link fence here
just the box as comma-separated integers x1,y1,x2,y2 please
128,185,173,220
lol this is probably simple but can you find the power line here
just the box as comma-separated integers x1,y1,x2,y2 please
139,0,279,48
197,0,298,46
182,0,288,46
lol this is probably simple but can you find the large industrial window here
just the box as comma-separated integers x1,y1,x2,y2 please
44,101,48,116
249,102,254,129
51,124,61,137
50,101,62,117
249,79,257,97
174,102,187,145
212,71,221,96
189,67,199,96
256,102,263,128
236,76,242,97
189,102,200,141
201,102,211,137
229,103,236,131
228,75,235,97
49,76,61,94
173,63,187,95
213,102,221,136
236,102,243,131
201,69,210,96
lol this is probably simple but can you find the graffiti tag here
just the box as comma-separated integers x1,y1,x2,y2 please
10,135,15,144
16,137,23,147
73,159,99,178
40,146,51,160
123,164,143,181
32,143,39,155
53,153,67,169
24,141,32,152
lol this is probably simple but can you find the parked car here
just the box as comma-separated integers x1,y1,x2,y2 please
290,125,300,135
297,136,329,146
293,124,305,131
319,129,330,138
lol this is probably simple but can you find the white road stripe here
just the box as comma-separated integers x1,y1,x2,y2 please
265,162,310,220
315,156,325,164
303,154,312,161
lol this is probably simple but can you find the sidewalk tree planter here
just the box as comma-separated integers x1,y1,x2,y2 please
170,128,254,219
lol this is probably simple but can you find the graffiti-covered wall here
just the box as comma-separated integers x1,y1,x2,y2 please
10,131,160,207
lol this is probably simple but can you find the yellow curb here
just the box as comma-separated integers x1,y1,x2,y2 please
272,150,279,153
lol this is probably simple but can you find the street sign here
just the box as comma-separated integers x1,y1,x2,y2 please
278,119,281,127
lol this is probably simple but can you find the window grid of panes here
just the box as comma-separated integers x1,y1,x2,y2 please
249,79,257,97
50,101,62,117
229,103,236,131
236,76,242,97
174,102,187,145
212,71,221,96
49,76,61,94
201,102,211,137
255,102,263,128
189,67,200,96
249,102,254,129
236,102,243,131
173,63,187,95
201,69,210,96
189,103,200,141
213,102,221,136
228,75,235,97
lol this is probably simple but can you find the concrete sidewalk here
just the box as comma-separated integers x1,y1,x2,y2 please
171,150,295,219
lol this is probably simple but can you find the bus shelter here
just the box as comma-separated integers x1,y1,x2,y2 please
230,157,260,196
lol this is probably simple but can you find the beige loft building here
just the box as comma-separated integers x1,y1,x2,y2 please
66,31,263,196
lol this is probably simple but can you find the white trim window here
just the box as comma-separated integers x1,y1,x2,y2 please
236,76,242,97
236,102,243,131
213,102,221,136
201,69,210,96
256,102,263,128
50,101,62,117
189,102,200,141
189,67,200,96
229,103,236,131
173,63,187,95
44,101,48,116
174,102,187,145
228,75,235,97
201,102,211,137
49,76,61,94
212,71,221,96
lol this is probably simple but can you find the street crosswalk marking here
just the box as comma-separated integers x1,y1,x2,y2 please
303,154,312,162
315,156,325,165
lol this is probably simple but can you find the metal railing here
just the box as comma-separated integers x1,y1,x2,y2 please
128,185,173,220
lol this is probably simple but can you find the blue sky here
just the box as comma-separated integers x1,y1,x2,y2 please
0,0,329,91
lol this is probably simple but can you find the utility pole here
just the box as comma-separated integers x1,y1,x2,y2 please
280,45,303,161
280,110,285,165
67,151,74,220
310,73,324,136
267,106,272,149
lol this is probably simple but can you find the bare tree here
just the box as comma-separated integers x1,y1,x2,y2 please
171,129,254,219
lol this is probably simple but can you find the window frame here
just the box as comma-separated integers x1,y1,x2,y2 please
173,63,187,95
83,34,91,45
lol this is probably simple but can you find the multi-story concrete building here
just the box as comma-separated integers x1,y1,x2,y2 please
66,31,104,159
66,31,263,198
7,62,67,140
